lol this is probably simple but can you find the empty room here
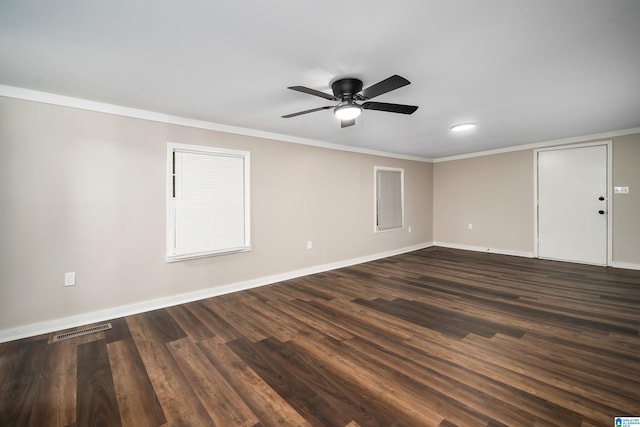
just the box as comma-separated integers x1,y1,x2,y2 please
1,1,639,426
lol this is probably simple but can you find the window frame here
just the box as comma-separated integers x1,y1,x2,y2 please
166,142,251,262
374,166,405,233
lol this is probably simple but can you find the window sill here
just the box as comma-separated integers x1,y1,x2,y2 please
166,245,251,263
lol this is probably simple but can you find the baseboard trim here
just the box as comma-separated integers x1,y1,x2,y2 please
435,242,640,270
610,261,640,271
433,241,535,258
0,242,433,343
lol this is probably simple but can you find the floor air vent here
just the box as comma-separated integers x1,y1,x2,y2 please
52,322,112,342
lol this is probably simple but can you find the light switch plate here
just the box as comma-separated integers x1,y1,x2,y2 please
614,186,630,194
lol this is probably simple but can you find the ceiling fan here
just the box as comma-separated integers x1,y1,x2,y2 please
282,75,419,127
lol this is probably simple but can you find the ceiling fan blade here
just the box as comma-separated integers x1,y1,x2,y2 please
287,86,337,101
362,102,418,114
282,106,333,118
360,75,410,99
341,119,356,128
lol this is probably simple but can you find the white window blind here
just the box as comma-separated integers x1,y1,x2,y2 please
375,166,404,232
167,143,250,261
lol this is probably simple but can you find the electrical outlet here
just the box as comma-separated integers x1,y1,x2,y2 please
408,226,412,233
306,241,313,250
468,223,473,230
64,272,76,287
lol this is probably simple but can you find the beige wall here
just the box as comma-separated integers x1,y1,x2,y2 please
0,97,433,332
612,133,640,264
433,150,534,255
433,134,640,264
2,93,637,336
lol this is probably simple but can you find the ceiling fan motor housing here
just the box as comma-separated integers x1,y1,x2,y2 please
331,78,363,101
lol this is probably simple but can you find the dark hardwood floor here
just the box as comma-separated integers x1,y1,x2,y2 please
2,247,640,426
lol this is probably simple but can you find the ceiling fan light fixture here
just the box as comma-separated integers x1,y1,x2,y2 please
450,122,476,132
334,102,362,121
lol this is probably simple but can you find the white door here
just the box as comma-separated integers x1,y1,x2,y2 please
537,144,608,265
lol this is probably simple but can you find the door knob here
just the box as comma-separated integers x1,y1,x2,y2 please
598,196,605,201
598,210,605,215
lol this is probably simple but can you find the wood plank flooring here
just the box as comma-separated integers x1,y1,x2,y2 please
1,247,640,426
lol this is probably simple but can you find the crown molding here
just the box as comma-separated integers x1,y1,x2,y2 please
0,84,433,163
433,127,640,162
3,84,637,164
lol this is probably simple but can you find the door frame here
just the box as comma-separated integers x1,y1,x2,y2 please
533,140,613,265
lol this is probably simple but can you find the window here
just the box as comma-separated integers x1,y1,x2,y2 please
375,166,404,232
167,143,250,261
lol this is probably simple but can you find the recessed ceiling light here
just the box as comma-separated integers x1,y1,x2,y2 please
450,123,476,132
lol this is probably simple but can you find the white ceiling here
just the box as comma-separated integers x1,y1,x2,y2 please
1,1,639,159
